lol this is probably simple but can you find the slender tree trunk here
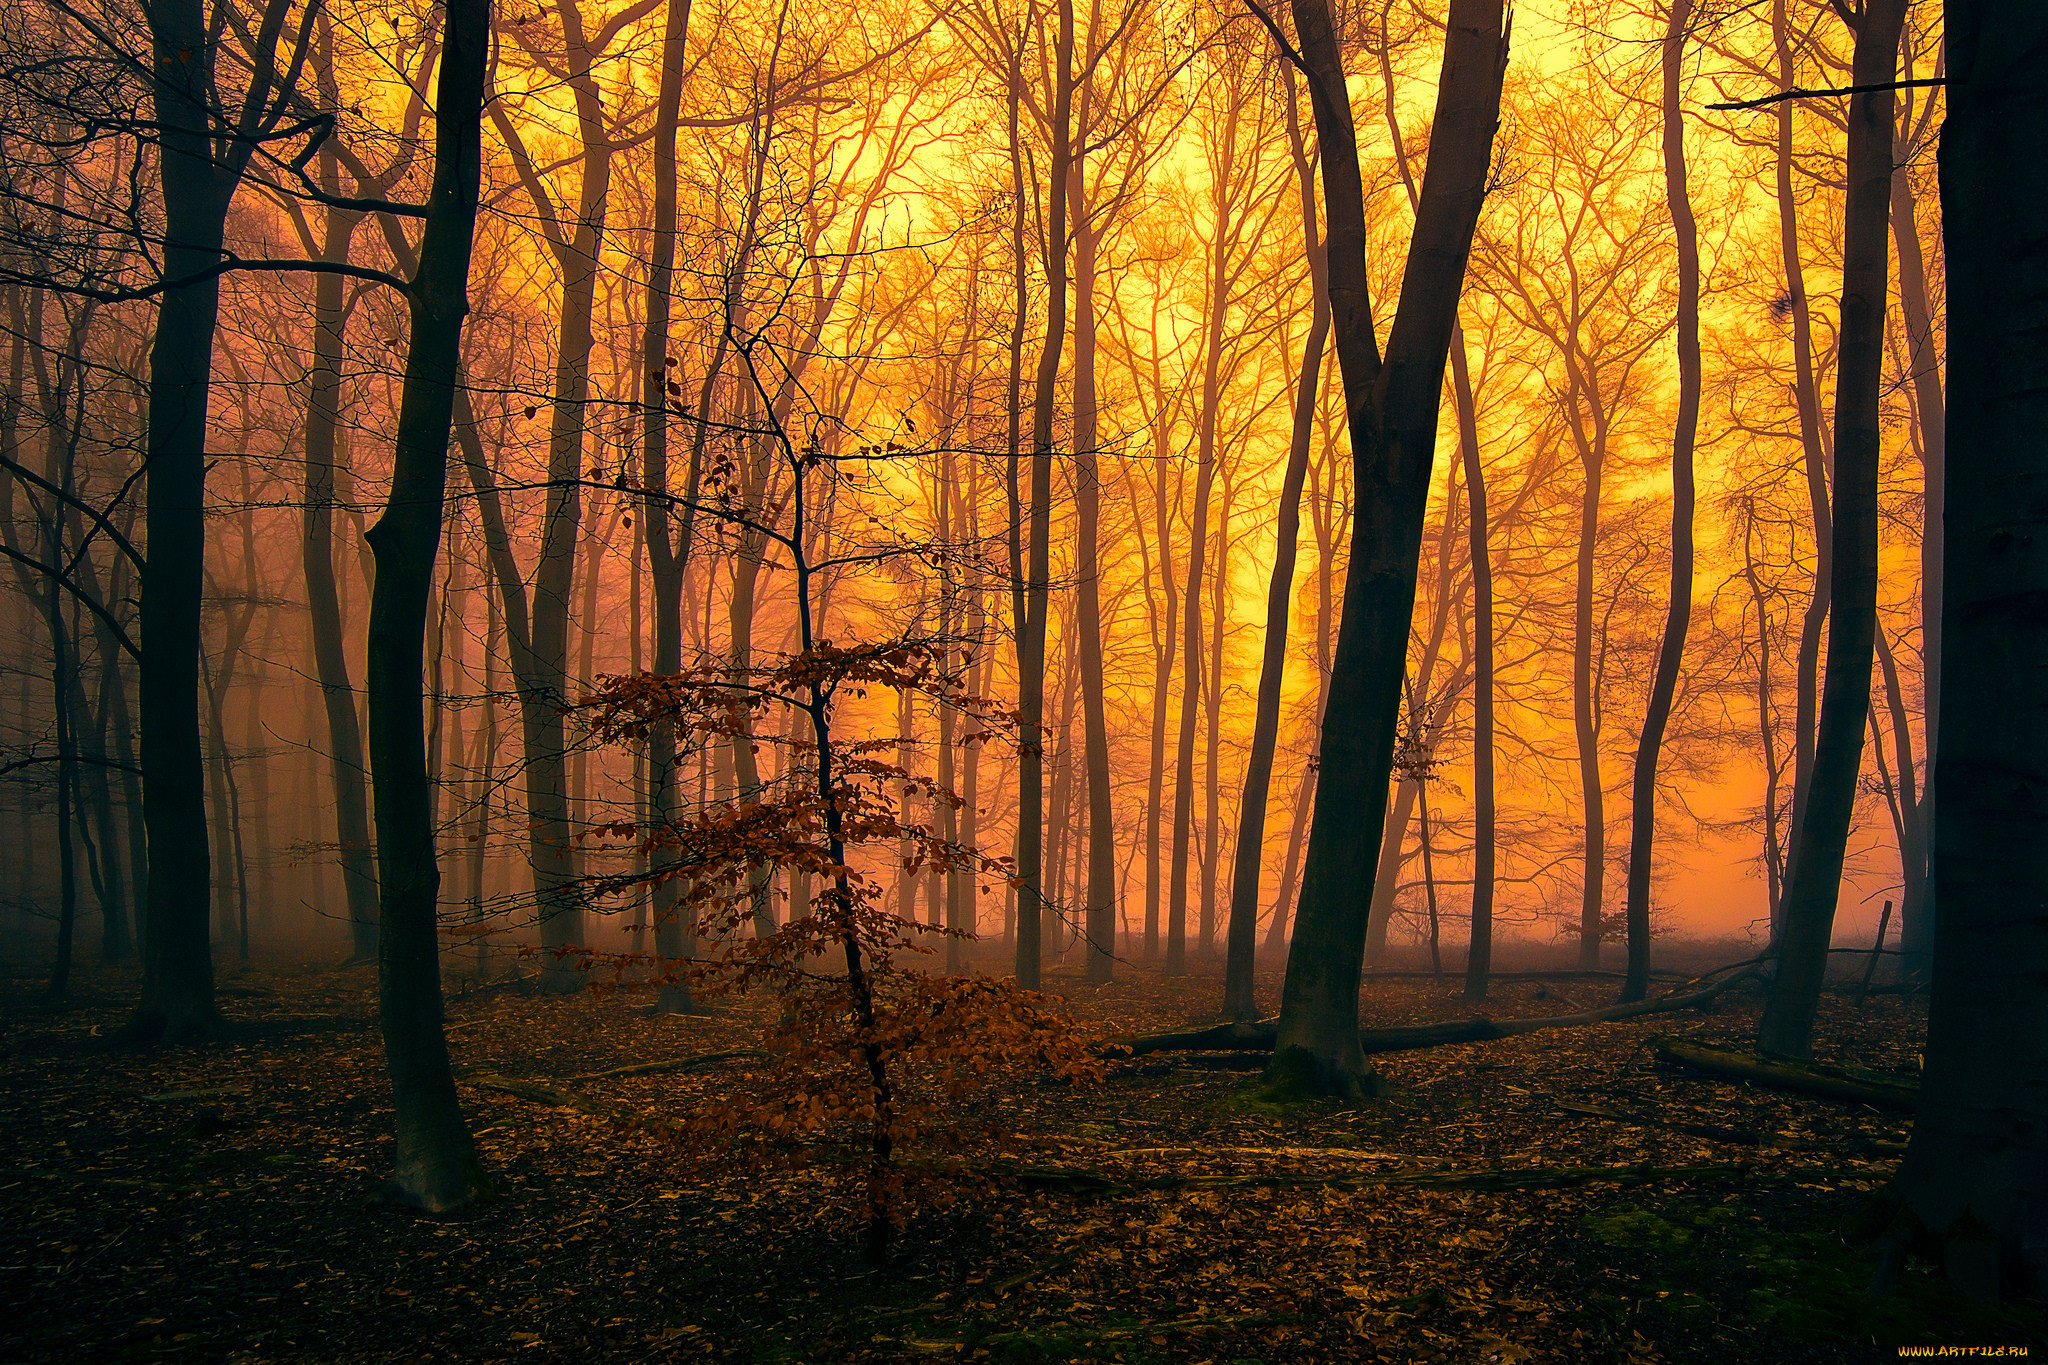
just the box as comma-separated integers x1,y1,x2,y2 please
303,185,381,963
364,0,489,1210
641,0,699,1013
1620,0,1702,1003
1070,156,1116,984
1889,123,1943,981
1757,0,1906,1060
1225,64,1326,1019
1169,84,1240,974
1015,0,1074,992
1772,0,1836,943
1455,334,1492,1002
1266,0,1507,1100
1893,3,2048,1295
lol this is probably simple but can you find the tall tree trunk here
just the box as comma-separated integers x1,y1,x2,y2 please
1070,150,1116,984
1168,82,1240,974
1893,1,2048,1295
1264,0,1507,1100
1454,334,1491,1002
1772,0,1836,944
1015,0,1074,992
494,3,620,989
1889,117,1943,981
1756,0,1906,1059
364,0,490,1211
1620,0,1702,1003
303,142,381,963
641,0,700,1013
126,0,249,1044
1224,63,1327,1019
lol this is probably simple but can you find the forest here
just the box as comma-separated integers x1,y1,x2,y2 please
0,0,2043,1359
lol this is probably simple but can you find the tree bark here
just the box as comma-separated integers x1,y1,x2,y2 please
1620,0,1702,1003
1771,0,1837,943
1756,0,1906,1060
1224,63,1326,1019
1168,72,1240,975
1888,112,1944,982
1265,0,1507,1100
364,0,490,1211
302,105,381,965
1014,0,1073,993
1071,158,1116,983
128,0,287,1043
1892,0,2048,1299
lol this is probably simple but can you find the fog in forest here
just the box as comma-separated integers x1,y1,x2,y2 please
2,0,2043,1358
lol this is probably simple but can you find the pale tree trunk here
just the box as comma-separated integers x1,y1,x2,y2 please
1620,0,1702,1003
363,0,489,1211
1757,0,1906,1060
1168,75,1241,974
491,0,624,989
1224,61,1326,1019
1265,0,1507,1100
1893,1,2048,1295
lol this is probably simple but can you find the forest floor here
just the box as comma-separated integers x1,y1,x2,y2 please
1,951,2042,1364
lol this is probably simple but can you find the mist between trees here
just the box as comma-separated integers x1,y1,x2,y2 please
0,0,2041,1302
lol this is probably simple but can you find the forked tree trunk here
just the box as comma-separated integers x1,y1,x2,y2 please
363,0,489,1211
1264,0,1507,1101
1756,0,1906,1059
1893,0,2048,1296
1620,0,1702,1003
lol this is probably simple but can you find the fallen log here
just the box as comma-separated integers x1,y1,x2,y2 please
1002,1159,1774,1197
1116,965,1761,1060
566,1049,765,1082
1651,1037,1919,1111
1105,1145,1405,1162
466,1073,684,1138
1552,1097,1907,1155
905,1314,1301,1353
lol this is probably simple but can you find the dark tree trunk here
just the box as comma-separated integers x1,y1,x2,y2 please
1265,0,1507,1100
127,0,243,1044
641,0,699,1014
1224,62,1326,1020
1756,0,1906,1060
364,0,490,1212
1071,149,1116,985
1771,0,1836,943
1015,0,1073,993
1891,0,2048,1298
1620,0,1702,1003
303,157,381,963
1889,116,1944,982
